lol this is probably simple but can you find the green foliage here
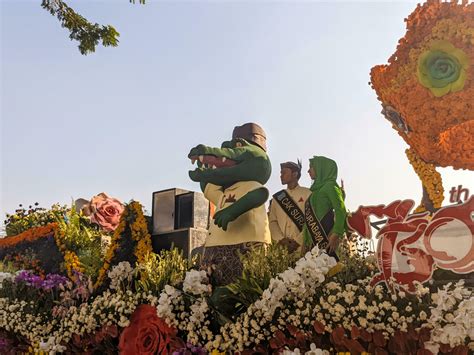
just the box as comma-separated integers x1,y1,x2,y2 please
209,244,299,323
239,243,300,292
55,206,104,279
4,203,68,236
77,248,105,280
41,0,120,55
209,273,263,324
56,206,99,249
135,248,193,294
209,239,378,324
40,0,147,55
331,237,378,284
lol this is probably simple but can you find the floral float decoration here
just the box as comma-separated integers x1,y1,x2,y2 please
347,196,474,293
1,202,473,354
0,193,152,289
370,0,474,212
1,2,474,354
76,192,125,232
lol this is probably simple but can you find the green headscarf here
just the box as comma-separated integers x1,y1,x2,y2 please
309,156,338,192
303,155,346,248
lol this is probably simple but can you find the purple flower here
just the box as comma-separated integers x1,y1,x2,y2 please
15,271,68,290
15,270,43,288
41,274,69,290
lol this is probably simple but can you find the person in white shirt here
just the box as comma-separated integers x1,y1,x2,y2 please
269,160,311,253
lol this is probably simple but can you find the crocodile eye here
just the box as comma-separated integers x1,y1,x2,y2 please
235,142,243,148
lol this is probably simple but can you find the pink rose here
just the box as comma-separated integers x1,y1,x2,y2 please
89,193,124,232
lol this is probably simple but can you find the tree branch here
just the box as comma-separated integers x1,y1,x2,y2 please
41,0,128,55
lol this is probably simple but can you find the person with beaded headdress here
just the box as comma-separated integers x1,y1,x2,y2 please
269,160,311,253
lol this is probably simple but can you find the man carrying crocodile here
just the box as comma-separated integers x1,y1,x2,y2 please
188,123,272,285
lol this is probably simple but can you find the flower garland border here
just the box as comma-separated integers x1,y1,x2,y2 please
53,227,85,280
93,209,128,288
128,201,153,267
406,148,444,212
0,223,58,248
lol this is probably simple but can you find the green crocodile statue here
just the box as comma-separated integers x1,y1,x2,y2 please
188,123,272,284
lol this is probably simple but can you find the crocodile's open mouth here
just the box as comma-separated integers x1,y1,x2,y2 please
189,155,238,170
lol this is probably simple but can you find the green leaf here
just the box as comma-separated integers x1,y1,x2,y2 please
41,0,122,55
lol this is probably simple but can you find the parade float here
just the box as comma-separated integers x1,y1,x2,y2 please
1,1,473,354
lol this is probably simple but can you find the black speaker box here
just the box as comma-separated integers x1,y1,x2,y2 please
151,228,207,259
152,188,209,234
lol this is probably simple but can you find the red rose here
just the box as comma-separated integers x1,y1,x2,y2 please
89,193,124,232
119,304,177,355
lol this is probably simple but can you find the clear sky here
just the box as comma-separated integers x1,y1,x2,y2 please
1,0,472,225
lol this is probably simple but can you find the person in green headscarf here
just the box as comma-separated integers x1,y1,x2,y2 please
302,156,347,257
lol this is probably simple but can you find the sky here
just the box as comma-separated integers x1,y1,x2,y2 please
1,0,473,228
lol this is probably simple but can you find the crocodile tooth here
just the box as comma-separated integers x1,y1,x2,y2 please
212,165,217,169
222,157,226,162
191,158,196,164
199,155,204,163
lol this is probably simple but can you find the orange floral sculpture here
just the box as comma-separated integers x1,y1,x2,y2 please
370,0,473,211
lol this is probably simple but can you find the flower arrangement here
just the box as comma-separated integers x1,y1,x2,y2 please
0,278,145,353
0,239,473,354
370,0,474,208
1,195,156,290
14,270,68,290
93,200,153,289
0,225,65,275
0,223,57,249
217,248,337,352
426,281,473,352
128,201,154,268
1,190,473,354
2,249,47,279
3,203,67,237
134,248,191,295
93,207,127,288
